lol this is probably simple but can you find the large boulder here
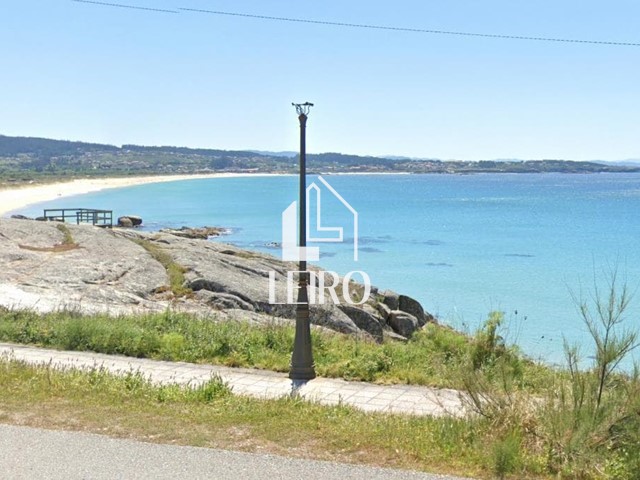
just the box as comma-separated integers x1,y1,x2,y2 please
337,304,384,342
399,294,428,326
388,310,420,337
126,216,143,226
117,217,133,228
117,216,143,227
382,290,399,310
308,305,360,335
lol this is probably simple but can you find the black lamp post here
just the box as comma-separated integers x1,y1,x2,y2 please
289,102,316,383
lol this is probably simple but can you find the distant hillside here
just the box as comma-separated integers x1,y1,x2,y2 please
249,150,297,158
1,134,638,184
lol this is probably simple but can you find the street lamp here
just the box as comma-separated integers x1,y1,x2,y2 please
290,102,316,383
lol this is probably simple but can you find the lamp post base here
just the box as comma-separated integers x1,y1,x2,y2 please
289,279,316,381
289,367,316,381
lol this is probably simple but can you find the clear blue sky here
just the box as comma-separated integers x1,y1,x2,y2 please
2,1,639,160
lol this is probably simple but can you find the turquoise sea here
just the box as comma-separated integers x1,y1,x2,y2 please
16,173,640,366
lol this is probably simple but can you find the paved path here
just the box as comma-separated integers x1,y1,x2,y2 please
0,342,465,417
0,424,472,479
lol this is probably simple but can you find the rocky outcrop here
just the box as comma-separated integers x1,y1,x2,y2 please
0,218,167,315
0,218,436,339
117,216,142,228
148,232,362,336
159,226,226,239
195,290,256,311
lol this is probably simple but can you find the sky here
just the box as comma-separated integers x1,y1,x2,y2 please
2,0,639,160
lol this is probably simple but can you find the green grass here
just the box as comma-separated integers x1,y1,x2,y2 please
55,223,75,245
0,309,550,390
0,358,512,479
1,306,639,477
133,239,192,297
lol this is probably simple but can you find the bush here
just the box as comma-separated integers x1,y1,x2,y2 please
461,269,640,478
471,311,513,370
492,432,522,478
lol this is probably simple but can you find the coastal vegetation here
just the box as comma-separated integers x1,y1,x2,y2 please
0,358,495,479
132,239,192,297
1,134,637,185
0,308,537,389
1,273,639,479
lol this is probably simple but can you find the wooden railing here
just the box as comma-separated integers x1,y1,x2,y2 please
43,208,113,228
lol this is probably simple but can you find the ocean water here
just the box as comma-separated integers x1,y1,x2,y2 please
17,173,640,366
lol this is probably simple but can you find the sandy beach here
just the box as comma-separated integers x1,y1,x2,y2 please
0,173,278,217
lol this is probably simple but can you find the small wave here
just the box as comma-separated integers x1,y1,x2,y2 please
360,247,384,253
355,236,391,245
421,239,444,246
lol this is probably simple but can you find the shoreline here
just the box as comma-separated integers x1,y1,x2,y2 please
0,171,415,217
0,173,286,217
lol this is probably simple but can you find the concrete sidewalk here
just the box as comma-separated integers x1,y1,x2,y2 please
0,342,465,417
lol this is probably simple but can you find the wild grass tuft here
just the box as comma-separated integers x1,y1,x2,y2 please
56,223,75,245
133,239,192,297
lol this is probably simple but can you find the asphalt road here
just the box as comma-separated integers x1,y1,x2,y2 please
0,424,473,480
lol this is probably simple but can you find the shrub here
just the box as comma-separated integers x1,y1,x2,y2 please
492,432,522,478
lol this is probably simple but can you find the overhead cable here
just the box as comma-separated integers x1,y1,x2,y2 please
72,1,640,47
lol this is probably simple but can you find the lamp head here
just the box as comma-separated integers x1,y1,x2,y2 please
292,102,314,116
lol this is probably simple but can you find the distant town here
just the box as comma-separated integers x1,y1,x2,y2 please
1,133,638,185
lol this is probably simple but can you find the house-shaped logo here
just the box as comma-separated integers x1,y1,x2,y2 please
281,176,358,262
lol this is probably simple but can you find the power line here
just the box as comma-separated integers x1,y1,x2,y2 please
72,0,178,14
179,7,640,47
71,0,640,47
